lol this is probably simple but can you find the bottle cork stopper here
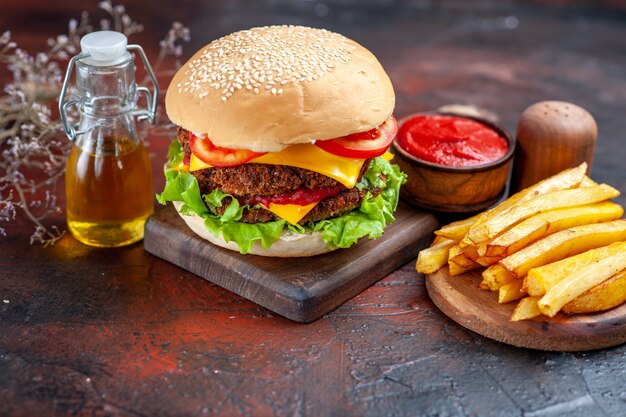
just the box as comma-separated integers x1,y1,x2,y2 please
512,101,597,191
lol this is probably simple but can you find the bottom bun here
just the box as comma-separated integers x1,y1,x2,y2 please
173,201,334,257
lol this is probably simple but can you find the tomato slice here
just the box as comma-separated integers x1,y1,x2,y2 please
189,133,266,167
315,116,398,159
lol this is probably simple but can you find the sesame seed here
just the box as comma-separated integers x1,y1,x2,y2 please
178,25,355,99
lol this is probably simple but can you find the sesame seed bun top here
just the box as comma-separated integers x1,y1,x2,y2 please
165,25,396,152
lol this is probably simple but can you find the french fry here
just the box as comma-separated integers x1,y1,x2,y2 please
431,235,449,246
580,175,598,187
517,162,586,195
448,244,481,275
459,237,471,248
499,280,526,303
449,261,481,276
538,253,626,317
461,243,480,261
510,296,541,321
501,220,626,279
416,238,456,274
562,269,626,314
434,213,481,241
423,164,626,321
470,179,604,260
482,162,588,221
449,244,476,268
465,163,588,245
467,184,620,244
475,254,502,267
485,202,623,258
482,264,517,291
472,240,501,265
524,241,626,296
476,240,489,256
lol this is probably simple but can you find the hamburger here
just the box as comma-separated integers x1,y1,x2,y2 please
157,25,406,256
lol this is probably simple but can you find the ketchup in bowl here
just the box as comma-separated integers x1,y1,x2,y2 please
396,114,508,167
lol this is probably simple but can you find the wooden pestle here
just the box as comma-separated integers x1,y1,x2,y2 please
512,101,597,191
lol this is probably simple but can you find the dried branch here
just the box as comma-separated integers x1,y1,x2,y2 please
0,2,189,245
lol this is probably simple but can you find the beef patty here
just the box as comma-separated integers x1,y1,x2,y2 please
178,128,385,224
215,185,381,223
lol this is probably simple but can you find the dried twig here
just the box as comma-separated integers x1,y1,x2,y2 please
0,1,189,245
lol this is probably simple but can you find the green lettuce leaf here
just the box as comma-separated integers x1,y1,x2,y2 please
312,156,405,249
156,168,208,216
166,139,184,167
157,140,407,254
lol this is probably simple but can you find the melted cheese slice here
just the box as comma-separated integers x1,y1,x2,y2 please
171,160,188,172
265,202,317,225
189,143,366,189
189,155,209,172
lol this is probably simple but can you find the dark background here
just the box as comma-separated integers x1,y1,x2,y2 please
2,1,626,416
3,0,625,205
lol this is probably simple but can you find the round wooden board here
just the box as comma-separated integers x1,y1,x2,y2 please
425,267,626,352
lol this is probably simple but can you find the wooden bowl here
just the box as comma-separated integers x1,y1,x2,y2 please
391,112,516,213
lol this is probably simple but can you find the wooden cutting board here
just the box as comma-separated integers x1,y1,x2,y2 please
144,203,438,322
426,267,626,351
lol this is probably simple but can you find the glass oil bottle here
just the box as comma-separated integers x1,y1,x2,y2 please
59,31,159,247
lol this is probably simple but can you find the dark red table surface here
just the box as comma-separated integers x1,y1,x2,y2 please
2,1,626,416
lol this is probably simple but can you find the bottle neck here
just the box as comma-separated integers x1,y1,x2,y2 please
75,112,141,155
75,54,137,117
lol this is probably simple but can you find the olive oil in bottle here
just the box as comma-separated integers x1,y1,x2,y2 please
65,137,154,247
59,31,159,247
